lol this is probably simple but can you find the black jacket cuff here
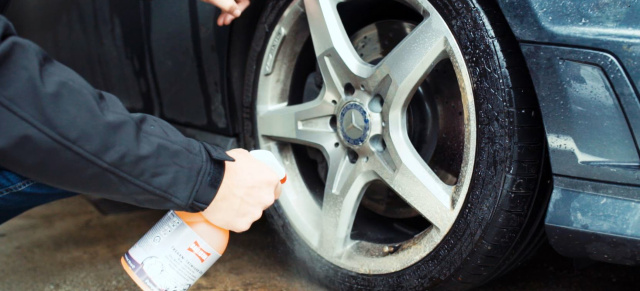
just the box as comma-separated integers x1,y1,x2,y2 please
188,143,234,212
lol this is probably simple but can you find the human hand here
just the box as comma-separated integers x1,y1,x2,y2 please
202,149,282,232
200,0,251,26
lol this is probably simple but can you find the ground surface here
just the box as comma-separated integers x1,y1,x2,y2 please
0,196,638,290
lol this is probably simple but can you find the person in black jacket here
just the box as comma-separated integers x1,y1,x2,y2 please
0,0,279,233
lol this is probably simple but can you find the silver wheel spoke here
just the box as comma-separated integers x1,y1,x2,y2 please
319,150,374,256
304,0,374,89
377,136,456,231
365,15,458,231
372,15,452,111
257,89,336,151
391,164,456,232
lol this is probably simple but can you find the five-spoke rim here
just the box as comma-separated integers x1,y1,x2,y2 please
255,0,476,274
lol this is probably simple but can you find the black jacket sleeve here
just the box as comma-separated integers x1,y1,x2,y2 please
0,16,232,212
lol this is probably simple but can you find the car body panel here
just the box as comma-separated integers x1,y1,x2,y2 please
546,176,640,265
499,0,640,264
497,0,640,93
521,45,640,185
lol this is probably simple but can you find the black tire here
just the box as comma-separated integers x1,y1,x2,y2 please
241,0,549,289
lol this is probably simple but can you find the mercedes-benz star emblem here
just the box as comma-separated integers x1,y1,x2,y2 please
339,102,370,146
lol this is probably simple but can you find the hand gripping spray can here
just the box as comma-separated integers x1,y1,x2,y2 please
121,150,286,291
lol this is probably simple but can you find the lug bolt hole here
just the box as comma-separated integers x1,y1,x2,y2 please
334,142,339,148
347,149,359,164
360,84,366,91
331,100,337,105
344,83,355,96
370,135,386,152
369,94,384,113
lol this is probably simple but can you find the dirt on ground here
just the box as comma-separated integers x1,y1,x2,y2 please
0,196,639,290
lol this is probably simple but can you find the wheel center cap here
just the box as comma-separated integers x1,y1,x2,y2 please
339,102,370,146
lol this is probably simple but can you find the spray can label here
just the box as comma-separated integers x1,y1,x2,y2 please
122,211,220,291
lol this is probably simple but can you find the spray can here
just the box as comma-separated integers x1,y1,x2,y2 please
121,150,286,291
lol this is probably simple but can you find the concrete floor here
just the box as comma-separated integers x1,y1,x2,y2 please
0,197,324,290
1,196,639,290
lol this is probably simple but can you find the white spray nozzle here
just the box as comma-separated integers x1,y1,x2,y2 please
250,150,287,184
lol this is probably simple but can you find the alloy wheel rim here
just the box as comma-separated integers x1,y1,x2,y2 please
254,0,476,274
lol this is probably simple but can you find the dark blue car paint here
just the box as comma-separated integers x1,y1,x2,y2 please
497,0,640,93
546,176,640,265
498,0,640,264
521,45,640,184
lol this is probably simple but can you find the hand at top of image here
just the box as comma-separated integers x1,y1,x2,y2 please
200,0,251,26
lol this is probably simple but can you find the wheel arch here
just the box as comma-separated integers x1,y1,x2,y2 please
225,0,269,143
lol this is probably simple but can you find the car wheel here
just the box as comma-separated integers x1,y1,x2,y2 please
242,0,548,289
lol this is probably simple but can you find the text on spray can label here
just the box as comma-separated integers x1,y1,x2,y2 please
122,211,221,291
